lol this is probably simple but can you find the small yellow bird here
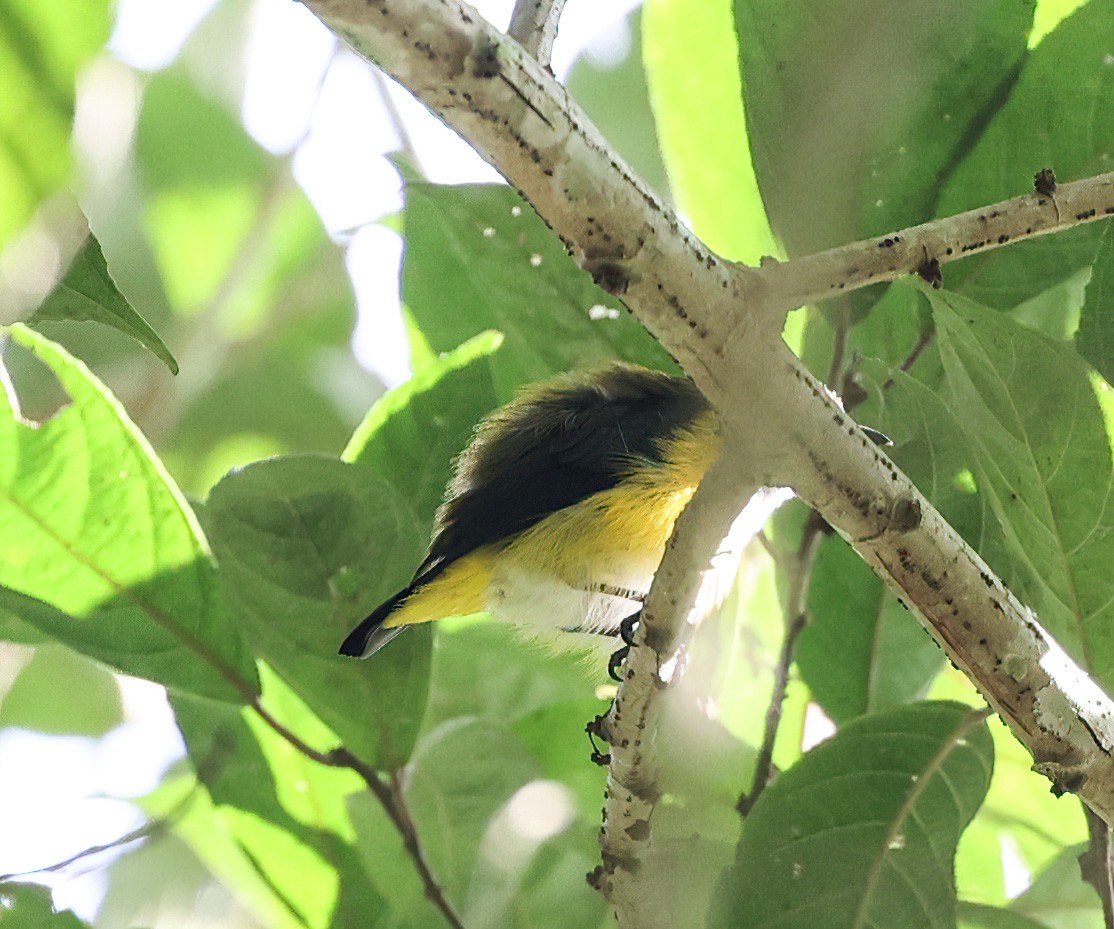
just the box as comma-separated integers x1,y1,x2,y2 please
339,362,723,665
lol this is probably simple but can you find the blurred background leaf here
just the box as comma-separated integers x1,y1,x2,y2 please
0,0,112,253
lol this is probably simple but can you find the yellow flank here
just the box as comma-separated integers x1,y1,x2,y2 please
383,548,495,628
382,408,720,627
508,410,720,582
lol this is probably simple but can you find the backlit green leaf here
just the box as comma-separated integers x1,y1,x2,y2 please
643,0,775,263
171,667,387,929
0,324,258,701
343,329,502,527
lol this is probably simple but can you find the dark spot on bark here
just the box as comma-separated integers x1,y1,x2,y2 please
916,256,942,288
1033,167,1057,196
471,39,501,77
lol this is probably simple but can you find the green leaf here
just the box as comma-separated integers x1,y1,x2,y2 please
711,702,994,929
0,325,258,701
136,70,269,190
0,0,112,252
1076,223,1114,382
343,330,502,526
0,883,91,928
642,0,775,263
958,902,1055,929
735,0,1034,257
0,643,122,735
928,288,1114,686
798,535,944,723
0,584,60,646
1009,843,1104,929
205,454,429,769
136,69,328,325
402,184,675,397
26,235,178,373
938,0,1114,307
135,770,308,929
859,355,988,551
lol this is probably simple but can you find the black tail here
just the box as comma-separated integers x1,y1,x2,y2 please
338,586,413,658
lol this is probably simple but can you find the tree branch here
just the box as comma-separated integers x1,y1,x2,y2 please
589,457,768,926
507,0,566,70
296,0,1114,918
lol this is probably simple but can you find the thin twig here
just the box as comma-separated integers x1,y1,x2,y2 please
880,325,936,392
330,749,468,929
0,786,196,883
826,300,851,388
248,700,467,929
0,735,237,884
737,512,825,814
508,0,567,70
370,67,426,179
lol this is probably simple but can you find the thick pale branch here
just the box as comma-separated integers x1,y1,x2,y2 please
591,457,770,924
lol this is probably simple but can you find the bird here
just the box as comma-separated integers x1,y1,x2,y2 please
339,362,729,666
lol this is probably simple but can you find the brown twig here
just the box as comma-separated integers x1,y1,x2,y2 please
248,699,466,929
737,511,825,814
0,787,195,883
880,325,936,392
